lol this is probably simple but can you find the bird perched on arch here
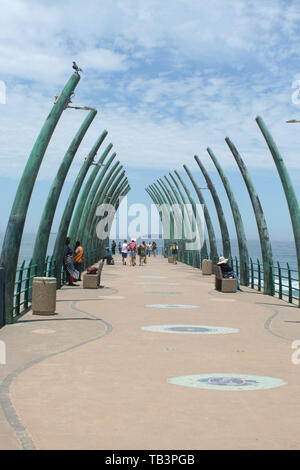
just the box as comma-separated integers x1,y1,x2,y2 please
72,61,83,73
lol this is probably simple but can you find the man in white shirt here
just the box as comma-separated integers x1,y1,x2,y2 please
121,240,128,265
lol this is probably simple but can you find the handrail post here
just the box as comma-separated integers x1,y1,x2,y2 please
287,263,292,304
257,259,261,291
250,258,254,289
14,260,25,318
235,256,239,279
270,264,275,297
277,261,282,299
23,259,32,310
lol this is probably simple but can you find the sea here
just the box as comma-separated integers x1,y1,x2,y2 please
0,232,298,299
0,232,297,272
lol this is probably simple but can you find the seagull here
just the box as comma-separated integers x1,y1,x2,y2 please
72,61,82,73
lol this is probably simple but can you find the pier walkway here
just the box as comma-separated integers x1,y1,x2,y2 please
1,255,300,450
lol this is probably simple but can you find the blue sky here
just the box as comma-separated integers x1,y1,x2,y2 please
1,0,300,242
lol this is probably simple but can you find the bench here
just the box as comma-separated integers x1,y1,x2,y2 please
97,259,105,287
215,265,237,293
83,260,105,289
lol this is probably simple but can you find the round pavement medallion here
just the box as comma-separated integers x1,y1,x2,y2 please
168,373,286,391
144,291,183,295
31,329,56,335
141,324,239,334
139,275,167,279
146,304,199,309
137,282,179,286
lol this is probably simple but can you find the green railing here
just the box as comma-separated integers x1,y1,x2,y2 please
12,246,102,319
178,249,299,306
13,257,66,319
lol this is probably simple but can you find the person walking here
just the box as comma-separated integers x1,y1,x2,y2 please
121,239,128,265
73,241,84,281
63,237,79,286
152,241,157,257
138,242,146,266
171,242,178,264
111,240,116,255
142,241,147,264
146,242,152,257
128,239,137,266
118,242,122,254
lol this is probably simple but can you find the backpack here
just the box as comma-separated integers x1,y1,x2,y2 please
87,266,98,274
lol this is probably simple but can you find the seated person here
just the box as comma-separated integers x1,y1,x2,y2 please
217,256,234,278
104,247,113,265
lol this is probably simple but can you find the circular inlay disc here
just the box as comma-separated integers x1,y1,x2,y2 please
139,275,167,279
210,298,236,302
31,329,56,335
98,296,125,299
141,324,239,334
146,304,199,309
168,373,286,391
144,291,184,295
137,282,179,286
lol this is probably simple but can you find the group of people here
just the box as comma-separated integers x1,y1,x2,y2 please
119,239,157,266
63,235,237,288
63,237,84,286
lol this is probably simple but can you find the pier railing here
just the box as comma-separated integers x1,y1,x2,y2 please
179,250,299,305
11,247,101,321
7,248,300,321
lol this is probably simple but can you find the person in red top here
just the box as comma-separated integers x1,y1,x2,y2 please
127,239,137,266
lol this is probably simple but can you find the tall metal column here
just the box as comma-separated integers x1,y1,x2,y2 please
194,155,231,259
76,151,117,243
82,162,122,255
157,179,182,242
149,184,172,252
207,147,249,286
152,183,174,242
32,110,97,275
256,116,300,305
0,72,80,323
52,133,107,286
95,180,129,260
165,174,203,265
180,167,218,262
68,137,111,244
169,172,209,261
226,137,274,295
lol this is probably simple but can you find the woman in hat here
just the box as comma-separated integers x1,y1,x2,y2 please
217,256,234,278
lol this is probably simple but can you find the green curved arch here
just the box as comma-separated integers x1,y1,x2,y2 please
226,137,273,295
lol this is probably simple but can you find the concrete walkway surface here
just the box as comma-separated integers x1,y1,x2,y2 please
0,255,300,450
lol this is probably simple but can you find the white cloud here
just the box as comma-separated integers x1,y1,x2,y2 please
1,0,300,184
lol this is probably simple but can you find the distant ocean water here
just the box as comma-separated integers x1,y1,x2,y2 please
0,232,297,272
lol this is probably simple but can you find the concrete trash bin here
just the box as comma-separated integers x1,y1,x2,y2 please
202,259,213,275
32,277,56,315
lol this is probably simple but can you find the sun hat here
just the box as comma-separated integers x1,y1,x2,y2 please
217,256,228,265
